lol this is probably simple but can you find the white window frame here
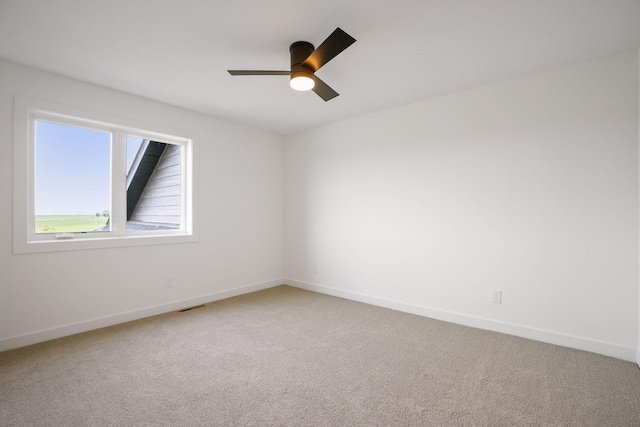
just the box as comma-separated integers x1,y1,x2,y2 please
14,96,198,254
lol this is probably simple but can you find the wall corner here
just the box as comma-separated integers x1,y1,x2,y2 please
637,46,640,368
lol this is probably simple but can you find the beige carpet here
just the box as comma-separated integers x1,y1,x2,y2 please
1,285,640,426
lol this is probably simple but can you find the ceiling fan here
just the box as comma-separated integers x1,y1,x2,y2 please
228,28,356,101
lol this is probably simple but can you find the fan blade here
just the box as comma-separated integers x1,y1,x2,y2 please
302,28,356,72
312,75,339,101
228,70,290,76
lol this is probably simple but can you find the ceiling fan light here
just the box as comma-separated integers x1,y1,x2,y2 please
290,71,315,91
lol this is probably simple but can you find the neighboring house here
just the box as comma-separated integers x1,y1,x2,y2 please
100,140,181,232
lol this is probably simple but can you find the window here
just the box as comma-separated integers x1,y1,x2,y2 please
14,96,197,253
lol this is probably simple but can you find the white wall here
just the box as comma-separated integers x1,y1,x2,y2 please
0,59,284,350
284,52,639,361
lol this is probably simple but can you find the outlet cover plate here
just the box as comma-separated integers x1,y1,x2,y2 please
492,290,502,304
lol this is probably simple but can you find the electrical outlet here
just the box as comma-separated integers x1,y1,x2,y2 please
492,290,502,304
164,277,173,289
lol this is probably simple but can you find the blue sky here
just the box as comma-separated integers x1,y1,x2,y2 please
35,121,143,215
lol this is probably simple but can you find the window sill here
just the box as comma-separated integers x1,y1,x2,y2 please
14,233,198,254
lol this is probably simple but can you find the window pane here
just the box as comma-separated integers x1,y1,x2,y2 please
126,138,181,232
34,121,111,234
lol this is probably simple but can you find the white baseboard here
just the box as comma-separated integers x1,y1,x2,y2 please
0,278,284,352
285,278,637,363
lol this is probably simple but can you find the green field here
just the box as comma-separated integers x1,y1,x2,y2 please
36,215,109,233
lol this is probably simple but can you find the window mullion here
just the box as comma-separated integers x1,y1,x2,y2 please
111,130,127,236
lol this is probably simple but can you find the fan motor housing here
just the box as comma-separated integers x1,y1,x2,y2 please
290,41,314,73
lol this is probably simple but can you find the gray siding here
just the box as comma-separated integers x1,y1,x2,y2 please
126,141,166,220
130,144,181,224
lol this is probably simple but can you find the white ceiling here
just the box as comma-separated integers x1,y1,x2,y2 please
1,0,639,135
